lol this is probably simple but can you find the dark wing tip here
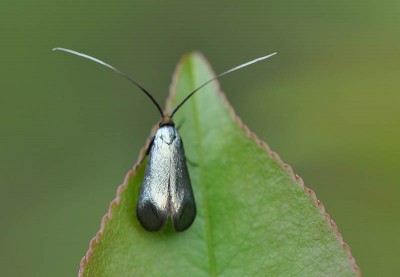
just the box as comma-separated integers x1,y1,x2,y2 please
136,202,168,231
173,201,196,232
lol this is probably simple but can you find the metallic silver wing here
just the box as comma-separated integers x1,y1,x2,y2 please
136,125,196,231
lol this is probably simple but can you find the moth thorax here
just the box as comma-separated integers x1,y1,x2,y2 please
158,125,177,145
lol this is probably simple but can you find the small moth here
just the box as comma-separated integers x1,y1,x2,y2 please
53,48,276,231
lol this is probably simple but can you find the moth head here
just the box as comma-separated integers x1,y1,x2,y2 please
159,114,175,127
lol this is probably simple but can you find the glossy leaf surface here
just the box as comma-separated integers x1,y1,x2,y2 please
80,53,359,276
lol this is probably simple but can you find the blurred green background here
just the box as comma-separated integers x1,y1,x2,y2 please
1,1,399,276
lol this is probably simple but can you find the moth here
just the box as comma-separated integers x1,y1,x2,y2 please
53,48,276,231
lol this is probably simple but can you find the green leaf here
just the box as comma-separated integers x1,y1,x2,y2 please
79,52,360,276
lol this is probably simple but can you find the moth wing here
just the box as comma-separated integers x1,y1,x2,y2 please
136,136,170,231
169,137,196,231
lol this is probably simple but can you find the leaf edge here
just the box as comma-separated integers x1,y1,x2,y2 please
78,51,361,276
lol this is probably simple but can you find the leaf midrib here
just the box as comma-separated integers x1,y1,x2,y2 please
188,58,217,277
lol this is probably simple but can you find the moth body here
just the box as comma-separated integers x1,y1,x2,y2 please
53,47,276,232
136,124,196,231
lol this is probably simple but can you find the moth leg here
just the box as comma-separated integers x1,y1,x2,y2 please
180,139,198,167
146,136,155,155
175,118,185,130
185,156,198,167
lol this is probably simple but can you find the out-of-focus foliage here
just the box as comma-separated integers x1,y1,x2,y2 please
1,1,398,276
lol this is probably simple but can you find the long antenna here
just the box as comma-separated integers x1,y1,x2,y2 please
170,52,277,118
53,47,164,117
